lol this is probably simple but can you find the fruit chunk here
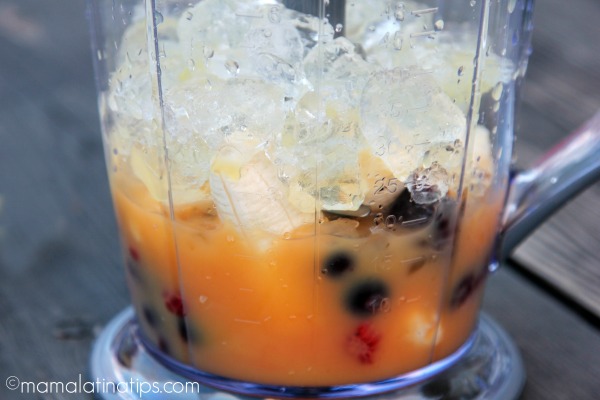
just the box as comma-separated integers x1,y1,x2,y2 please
450,269,486,309
321,252,355,278
209,151,313,236
387,188,436,228
142,306,158,328
177,317,189,342
163,292,186,317
344,279,390,317
346,322,381,364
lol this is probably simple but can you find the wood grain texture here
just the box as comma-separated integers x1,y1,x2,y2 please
512,0,600,316
0,1,599,400
484,267,600,400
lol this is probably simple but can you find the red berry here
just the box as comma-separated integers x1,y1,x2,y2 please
163,292,186,316
347,322,381,364
128,246,140,262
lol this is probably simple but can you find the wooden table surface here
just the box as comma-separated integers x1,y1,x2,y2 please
1,1,599,399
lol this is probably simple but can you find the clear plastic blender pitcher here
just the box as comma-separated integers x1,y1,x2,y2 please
87,0,600,399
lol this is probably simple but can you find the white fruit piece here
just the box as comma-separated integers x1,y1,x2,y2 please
209,148,314,236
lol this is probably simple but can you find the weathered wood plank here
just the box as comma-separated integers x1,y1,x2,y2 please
512,0,600,316
485,267,600,400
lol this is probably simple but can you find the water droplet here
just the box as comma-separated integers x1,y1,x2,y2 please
368,25,376,32
199,295,208,304
457,66,464,76
491,82,503,101
335,23,343,33
225,59,240,75
470,0,476,6
185,11,193,21
187,59,195,70
203,46,214,59
508,0,517,13
263,29,272,38
434,19,444,31
283,231,292,239
153,11,164,25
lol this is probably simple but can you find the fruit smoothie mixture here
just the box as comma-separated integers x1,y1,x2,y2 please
101,0,512,387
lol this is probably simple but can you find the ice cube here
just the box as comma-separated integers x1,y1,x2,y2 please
129,140,212,205
360,66,467,182
358,149,400,212
268,91,366,213
285,136,365,213
345,1,432,51
405,162,449,205
421,139,465,184
164,76,287,152
283,8,334,58
177,0,309,98
420,125,494,198
209,150,313,236
302,37,372,110
410,37,514,113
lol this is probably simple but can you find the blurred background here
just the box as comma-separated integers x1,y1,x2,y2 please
0,0,599,399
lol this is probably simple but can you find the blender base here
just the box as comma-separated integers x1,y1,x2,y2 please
90,307,525,399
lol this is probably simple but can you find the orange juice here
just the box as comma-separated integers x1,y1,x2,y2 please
111,168,500,386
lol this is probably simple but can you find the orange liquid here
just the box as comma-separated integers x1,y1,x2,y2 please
112,172,501,386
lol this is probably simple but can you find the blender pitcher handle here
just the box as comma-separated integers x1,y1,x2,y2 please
499,110,600,259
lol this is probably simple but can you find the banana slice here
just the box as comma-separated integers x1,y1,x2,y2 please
209,148,314,236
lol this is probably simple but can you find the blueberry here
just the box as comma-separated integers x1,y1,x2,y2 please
322,252,354,278
388,189,436,228
450,275,475,308
157,337,170,355
430,200,456,250
142,306,158,328
344,279,390,317
177,317,189,342
450,269,486,309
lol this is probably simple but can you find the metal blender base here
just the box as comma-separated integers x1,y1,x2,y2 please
90,307,525,399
